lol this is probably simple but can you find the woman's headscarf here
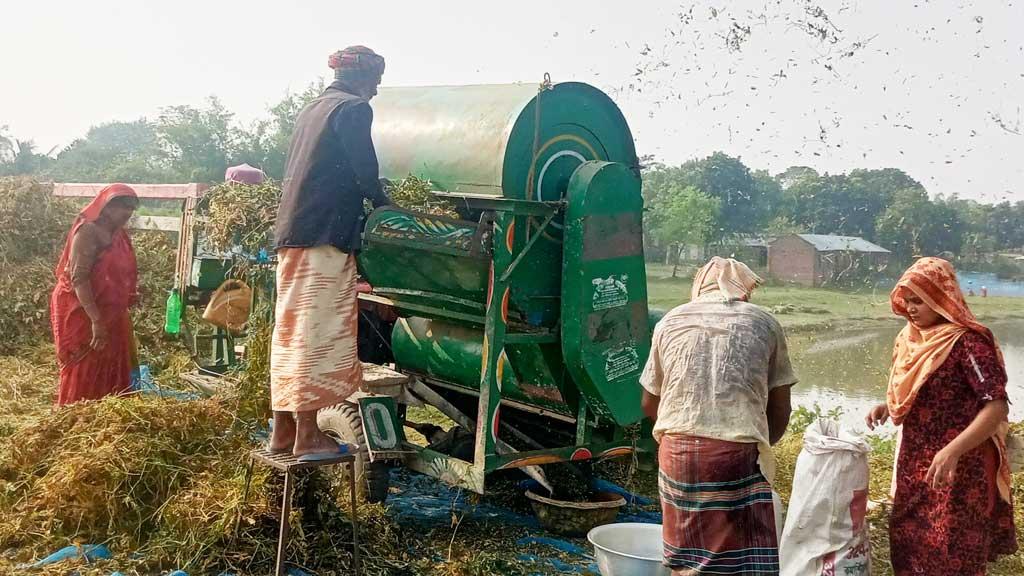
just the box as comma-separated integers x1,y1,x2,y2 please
690,256,763,301
54,184,138,281
887,257,1010,501
887,257,1001,423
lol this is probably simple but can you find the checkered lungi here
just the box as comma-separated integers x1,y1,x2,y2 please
659,434,779,575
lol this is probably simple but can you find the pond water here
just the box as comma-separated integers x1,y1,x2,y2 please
959,272,1024,298
789,320,1024,433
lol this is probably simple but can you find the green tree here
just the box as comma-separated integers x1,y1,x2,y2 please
847,168,923,196
765,215,803,236
675,152,767,237
640,163,685,260
781,167,921,241
752,169,784,222
875,189,926,262
234,81,324,179
0,140,53,176
156,96,236,183
47,120,170,182
775,166,819,190
990,201,1024,250
650,185,721,277
935,195,995,261
924,199,965,256
875,188,965,264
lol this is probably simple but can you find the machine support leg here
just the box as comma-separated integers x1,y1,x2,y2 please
350,466,360,574
408,378,552,493
474,211,515,471
275,470,294,576
576,398,590,445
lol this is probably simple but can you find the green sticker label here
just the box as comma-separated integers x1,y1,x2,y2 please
604,345,640,381
591,274,629,310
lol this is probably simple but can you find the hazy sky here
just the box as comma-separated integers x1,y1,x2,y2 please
2,1,1021,202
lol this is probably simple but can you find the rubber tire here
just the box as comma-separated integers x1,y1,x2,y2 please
317,403,391,504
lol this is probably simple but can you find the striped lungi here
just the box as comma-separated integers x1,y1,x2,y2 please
659,435,779,576
270,245,362,412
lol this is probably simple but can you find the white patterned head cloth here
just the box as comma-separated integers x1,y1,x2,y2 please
691,256,763,301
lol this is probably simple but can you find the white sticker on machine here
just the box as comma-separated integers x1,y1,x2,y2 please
604,345,640,381
591,275,629,310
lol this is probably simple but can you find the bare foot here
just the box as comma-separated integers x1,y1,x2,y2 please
268,411,296,453
292,411,341,457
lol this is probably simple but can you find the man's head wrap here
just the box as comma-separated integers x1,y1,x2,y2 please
328,46,385,84
691,256,763,301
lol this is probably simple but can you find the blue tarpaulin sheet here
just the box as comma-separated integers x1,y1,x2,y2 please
20,544,111,568
390,470,660,573
130,365,199,400
22,470,658,575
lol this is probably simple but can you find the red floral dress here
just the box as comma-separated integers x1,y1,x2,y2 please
890,332,1017,575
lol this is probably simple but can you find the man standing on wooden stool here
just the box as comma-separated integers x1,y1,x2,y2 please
268,46,390,461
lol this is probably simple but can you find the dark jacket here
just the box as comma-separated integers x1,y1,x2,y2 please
275,82,390,253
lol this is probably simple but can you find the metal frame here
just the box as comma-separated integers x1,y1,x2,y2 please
390,198,654,493
53,182,208,199
246,448,361,576
413,377,577,423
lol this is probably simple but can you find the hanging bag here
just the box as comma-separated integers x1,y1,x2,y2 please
202,279,252,335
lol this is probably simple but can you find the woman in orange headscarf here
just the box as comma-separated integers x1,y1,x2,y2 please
50,184,139,406
865,257,1016,575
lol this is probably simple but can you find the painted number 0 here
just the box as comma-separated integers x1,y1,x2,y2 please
364,403,398,450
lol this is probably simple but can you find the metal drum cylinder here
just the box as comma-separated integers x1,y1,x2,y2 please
371,82,638,200
362,82,639,327
391,317,573,415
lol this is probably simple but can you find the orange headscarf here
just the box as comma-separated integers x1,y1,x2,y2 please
887,257,1010,501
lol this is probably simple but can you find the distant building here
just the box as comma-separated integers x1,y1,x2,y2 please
769,234,891,287
708,235,771,268
677,235,771,268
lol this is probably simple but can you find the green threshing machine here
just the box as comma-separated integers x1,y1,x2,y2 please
334,80,657,497
182,80,658,501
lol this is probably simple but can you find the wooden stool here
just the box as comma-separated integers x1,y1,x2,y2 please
246,447,361,576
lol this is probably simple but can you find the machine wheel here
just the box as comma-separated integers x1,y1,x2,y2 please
318,403,391,503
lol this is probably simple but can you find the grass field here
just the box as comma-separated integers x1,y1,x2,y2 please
645,263,1024,331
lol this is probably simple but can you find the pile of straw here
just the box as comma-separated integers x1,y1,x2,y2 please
199,181,281,255
0,396,240,564
0,344,58,437
195,177,459,262
0,178,77,353
385,176,459,219
0,392,407,574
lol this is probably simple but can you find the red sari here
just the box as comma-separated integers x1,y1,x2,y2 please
50,184,138,406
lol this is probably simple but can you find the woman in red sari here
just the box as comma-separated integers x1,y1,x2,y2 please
865,257,1016,575
50,184,139,406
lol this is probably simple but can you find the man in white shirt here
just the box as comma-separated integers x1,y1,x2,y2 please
641,257,796,576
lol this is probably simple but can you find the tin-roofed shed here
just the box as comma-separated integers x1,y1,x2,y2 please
768,233,891,287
